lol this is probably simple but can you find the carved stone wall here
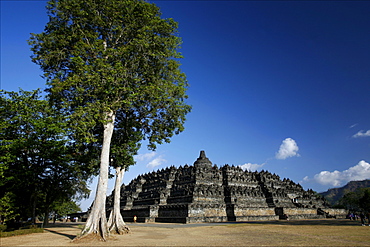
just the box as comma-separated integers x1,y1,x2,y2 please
107,151,346,223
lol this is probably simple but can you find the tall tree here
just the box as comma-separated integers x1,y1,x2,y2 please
0,89,91,225
29,0,191,240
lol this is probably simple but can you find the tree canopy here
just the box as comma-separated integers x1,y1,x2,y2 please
0,89,91,225
29,0,190,145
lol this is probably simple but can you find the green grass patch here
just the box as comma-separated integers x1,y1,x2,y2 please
0,227,44,238
77,224,85,229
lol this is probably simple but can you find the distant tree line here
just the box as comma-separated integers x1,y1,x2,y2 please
336,188,370,213
320,180,370,213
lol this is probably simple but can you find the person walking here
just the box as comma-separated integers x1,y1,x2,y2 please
359,212,365,226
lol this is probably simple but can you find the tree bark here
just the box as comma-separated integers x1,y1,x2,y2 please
78,111,115,241
43,204,50,227
107,167,130,234
31,193,37,225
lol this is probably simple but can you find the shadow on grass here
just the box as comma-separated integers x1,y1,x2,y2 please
44,222,85,228
43,228,76,240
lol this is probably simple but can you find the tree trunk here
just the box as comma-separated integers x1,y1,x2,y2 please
43,193,52,227
31,193,37,225
108,167,130,234
43,204,50,227
78,111,115,241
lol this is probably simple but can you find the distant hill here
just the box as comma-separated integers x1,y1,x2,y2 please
319,180,370,206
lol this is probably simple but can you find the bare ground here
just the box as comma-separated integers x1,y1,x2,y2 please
1,219,369,246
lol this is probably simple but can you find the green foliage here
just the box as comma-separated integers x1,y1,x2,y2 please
29,0,191,156
0,224,6,232
338,187,370,212
52,200,81,217
0,89,92,222
359,188,370,211
0,192,19,222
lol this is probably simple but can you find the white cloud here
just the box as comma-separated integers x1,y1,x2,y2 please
275,138,300,160
147,155,166,168
310,160,370,187
352,130,370,138
349,123,358,129
313,170,342,187
239,163,265,172
135,152,156,162
134,152,167,169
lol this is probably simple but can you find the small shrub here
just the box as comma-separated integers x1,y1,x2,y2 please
0,224,7,232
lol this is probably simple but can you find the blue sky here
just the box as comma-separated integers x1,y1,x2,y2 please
1,1,370,211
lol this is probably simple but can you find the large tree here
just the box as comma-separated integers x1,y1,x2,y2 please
29,0,191,240
0,89,91,226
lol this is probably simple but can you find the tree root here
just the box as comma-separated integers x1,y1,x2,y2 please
109,224,131,235
72,232,107,243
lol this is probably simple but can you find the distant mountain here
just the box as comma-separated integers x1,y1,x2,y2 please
319,180,370,206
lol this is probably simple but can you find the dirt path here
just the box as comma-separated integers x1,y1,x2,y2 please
1,220,369,246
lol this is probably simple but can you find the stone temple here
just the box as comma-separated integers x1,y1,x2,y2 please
106,151,346,223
